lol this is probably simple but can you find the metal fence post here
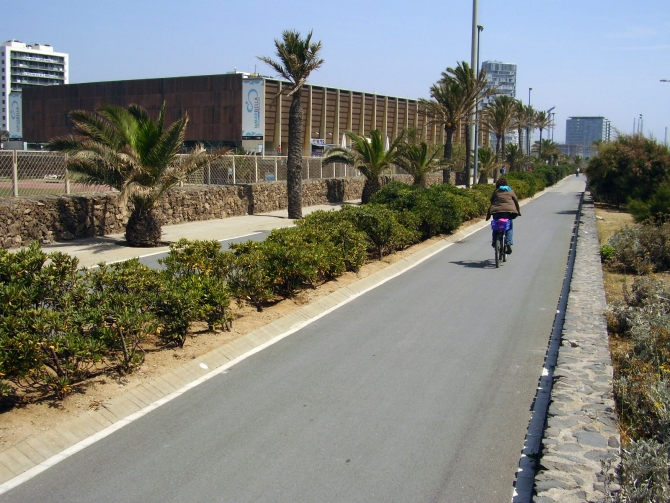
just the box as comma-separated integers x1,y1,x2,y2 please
333,163,336,178
12,150,18,197
320,160,323,179
207,164,211,185
232,155,236,184
255,155,258,183
306,159,309,180
274,156,278,181
64,153,71,194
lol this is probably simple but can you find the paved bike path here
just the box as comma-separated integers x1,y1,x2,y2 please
0,178,584,502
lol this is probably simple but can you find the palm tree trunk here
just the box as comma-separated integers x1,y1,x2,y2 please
538,129,544,158
518,127,523,155
442,126,455,184
361,177,381,204
287,92,304,219
126,205,162,247
494,136,501,182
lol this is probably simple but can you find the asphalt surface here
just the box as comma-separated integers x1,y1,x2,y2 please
1,178,585,503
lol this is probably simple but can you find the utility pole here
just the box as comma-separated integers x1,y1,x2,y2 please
473,24,483,185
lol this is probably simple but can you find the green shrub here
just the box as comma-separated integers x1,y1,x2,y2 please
600,244,615,262
341,205,419,258
507,172,545,196
159,239,222,276
617,439,670,502
508,179,532,199
606,223,670,274
220,245,274,311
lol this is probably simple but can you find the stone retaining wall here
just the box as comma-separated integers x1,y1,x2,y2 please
533,193,619,502
0,177,381,249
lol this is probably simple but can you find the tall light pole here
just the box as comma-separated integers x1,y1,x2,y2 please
473,24,484,185
467,0,479,188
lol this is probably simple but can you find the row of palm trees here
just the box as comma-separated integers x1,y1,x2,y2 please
257,30,563,212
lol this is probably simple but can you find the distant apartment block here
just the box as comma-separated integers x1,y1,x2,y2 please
565,116,611,158
1,40,69,133
481,60,518,147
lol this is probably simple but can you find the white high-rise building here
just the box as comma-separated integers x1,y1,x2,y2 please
1,40,69,135
481,60,518,148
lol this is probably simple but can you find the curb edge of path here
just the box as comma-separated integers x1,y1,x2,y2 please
0,179,562,494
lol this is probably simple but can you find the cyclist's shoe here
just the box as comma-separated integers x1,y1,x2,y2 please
505,243,512,254
492,241,496,248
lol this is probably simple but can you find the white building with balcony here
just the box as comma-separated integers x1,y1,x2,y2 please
1,40,69,135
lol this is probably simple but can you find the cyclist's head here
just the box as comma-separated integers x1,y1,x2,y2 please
496,177,508,188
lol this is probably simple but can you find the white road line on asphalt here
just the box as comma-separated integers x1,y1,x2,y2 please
0,182,564,495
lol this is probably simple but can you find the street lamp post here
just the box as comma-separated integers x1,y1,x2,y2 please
473,24,484,185
527,88,532,156
467,0,479,188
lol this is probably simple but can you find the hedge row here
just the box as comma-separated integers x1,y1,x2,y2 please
505,164,574,199
0,180,526,401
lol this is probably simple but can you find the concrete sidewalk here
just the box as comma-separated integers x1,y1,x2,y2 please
38,201,359,269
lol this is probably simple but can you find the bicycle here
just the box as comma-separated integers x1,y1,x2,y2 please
491,217,511,268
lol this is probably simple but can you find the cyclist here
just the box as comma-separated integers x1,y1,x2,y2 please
486,177,521,254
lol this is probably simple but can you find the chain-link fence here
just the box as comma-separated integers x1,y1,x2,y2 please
0,151,382,199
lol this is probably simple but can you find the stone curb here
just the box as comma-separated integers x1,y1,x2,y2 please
533,192,620,503
0,181,556,489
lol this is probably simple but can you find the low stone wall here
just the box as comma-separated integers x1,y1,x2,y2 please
0,177,373,249
533,193,619,502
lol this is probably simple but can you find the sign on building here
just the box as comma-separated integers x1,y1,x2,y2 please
242,79,264,140
9,93,22,139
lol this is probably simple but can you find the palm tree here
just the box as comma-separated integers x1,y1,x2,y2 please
258,30,324,219
504,143,524,172
512,101,527,155
477,146,497,183
482,95,515,179
533,139,560,164
443,62,494,187
396,141,444,187
534,111,553,157
419,78,469,183
48,103,222,247
323,129,404,203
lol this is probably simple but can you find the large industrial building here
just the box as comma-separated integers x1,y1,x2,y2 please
2,40,69,136
20,72,485,154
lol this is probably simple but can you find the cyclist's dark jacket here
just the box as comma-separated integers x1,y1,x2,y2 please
486,189,521,220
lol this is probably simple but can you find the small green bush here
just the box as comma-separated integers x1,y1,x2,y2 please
508,179,532,199
220,245,274,311
600,244,615,262
341,204,419,257
606,223,670,274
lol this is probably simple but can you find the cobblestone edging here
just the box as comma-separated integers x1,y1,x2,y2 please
533,192,620,502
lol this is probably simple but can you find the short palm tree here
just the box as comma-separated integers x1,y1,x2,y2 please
259,30,324,219
511,101,527,155
396,141,445,187
533,139,560,164
477,146,497,183
504,143,524,172
482,95,515,178
323,129,404,203
48,103,223,247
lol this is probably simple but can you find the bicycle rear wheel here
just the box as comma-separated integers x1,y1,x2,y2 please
495,233,503,268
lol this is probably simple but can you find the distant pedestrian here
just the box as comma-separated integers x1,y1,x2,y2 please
500,167,506,175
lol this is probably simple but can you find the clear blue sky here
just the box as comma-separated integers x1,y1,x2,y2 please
4,0,669,143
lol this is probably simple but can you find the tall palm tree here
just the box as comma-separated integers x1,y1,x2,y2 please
258,30,324,219
512,101,527,155
323,129,404,203
48,103,223,247
396,141,444,187
477,146,497,183
443,62,494,188
482,95,515,179
419,78,469,183
534,111,553,157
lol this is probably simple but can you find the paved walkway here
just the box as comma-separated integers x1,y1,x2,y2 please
38,202,358,268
